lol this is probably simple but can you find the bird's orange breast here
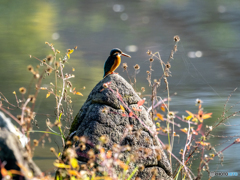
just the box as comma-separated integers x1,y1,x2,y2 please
109,55,121,72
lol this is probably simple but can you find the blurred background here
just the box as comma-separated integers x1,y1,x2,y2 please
0,0,240,178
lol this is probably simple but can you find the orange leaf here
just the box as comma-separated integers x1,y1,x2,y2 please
129,112,133,117
132,107,142,112
173,132,179,137
202,142,210,146
68,170,79,176
16,163,28,173
192,129,198,135
199,104,202,109
156,113,164,121
116,159,129,170
106,150,112,159
76,92,83,96
9,170,22,176
156,127,162,131
1,166,8,177
120,105,125,112
160,105,165,112
180,128,188,133
100,148,105,154
186,110,194,118
121,113,127,117
137,99,145,107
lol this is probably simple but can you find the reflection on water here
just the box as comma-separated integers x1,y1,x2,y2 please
1,0,240,177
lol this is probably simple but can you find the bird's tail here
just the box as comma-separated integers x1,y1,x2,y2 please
103,71,109,78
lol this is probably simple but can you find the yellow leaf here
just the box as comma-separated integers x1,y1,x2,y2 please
53,162,70,168
46,92,50,98
67,54,70,59
156,113,164,121
186,116,192,121
196,141,210,146
192,117,198,122
202,113,212,120
76,92,83,96
70,176,76,180
13,91,16,94
120,105,125,112
70,158,79,169
68,49,74,54
94,177,112,180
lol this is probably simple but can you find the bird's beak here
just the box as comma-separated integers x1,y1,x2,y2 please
121,52,131,58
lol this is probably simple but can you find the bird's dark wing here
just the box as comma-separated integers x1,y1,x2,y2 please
103,56,115,77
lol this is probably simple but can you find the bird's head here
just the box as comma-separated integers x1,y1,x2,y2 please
110,48,131,58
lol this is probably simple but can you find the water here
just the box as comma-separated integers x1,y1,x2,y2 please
0,0,240,178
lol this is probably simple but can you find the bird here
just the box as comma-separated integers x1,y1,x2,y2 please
103,48,131,78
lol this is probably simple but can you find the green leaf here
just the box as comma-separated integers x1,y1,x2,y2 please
46,122,60,134
58,113,66,141
28,130,61,136
127,166,138,180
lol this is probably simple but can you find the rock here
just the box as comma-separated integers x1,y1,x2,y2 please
0,112,42,180
68,74,172,179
